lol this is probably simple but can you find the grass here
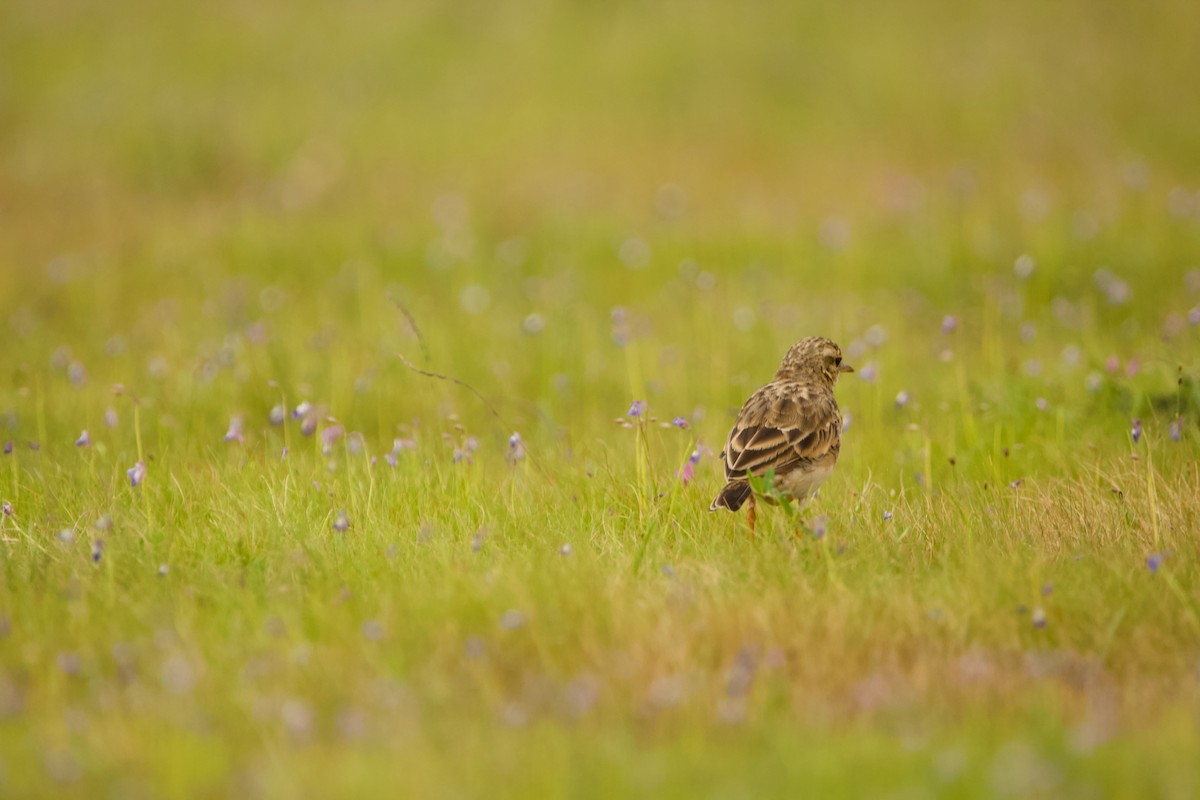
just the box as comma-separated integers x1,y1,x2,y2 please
2,0,1200,797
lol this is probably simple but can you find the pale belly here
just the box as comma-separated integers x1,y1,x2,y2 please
777,464,833,502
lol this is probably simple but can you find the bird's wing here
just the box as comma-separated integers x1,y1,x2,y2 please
723,382,840,479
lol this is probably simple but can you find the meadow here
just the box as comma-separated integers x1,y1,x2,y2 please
1,1,1199,797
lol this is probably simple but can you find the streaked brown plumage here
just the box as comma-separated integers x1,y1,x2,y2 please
711,337,852,526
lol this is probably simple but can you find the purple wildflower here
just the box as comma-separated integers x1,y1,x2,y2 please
627,400,647,418
245,321,268,344
864,324,887,347
67,361,87,386
1094,269,1131,305
300,415,317,437
940,315,958,335
1189,307,1200,326
1131,418,1142,444
1104,355,1120,374
882,510,893,521
2,441,12,455
104,407,119,428
91,539,103,564
857,362,878,383
507,432,526,464
223,415,245,443
1146,553,1163,573
1,500,12,517
1014,254,1035,279
811,516,827,540
677,449,702,485
895,390,909,409
466,436,479,453
321,424,345,454
75,430,91,447
1032,607,1047,629
269,404,287,426
292,401,312,420
1170,419,1182,442
332,511,350,532
671,416,689,429
127,461,146,487
1011,480,1023,489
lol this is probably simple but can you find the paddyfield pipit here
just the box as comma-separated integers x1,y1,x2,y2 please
711,337,853,530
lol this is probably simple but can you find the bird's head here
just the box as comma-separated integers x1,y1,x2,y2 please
775,336,853,386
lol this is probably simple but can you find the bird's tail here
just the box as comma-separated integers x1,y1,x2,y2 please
710,480,752,512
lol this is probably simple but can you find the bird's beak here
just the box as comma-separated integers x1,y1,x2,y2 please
839,363,855,374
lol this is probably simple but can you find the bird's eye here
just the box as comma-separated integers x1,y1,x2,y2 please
834,356,842,365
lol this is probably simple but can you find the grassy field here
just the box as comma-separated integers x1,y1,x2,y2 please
2,0,1200,797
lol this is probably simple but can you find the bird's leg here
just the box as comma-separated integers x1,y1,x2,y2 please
746,494,757,534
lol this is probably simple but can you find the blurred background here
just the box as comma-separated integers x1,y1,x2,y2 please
1,0,1198,444
3,4,1200,795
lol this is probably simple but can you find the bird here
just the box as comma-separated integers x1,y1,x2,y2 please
710,337,853,531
